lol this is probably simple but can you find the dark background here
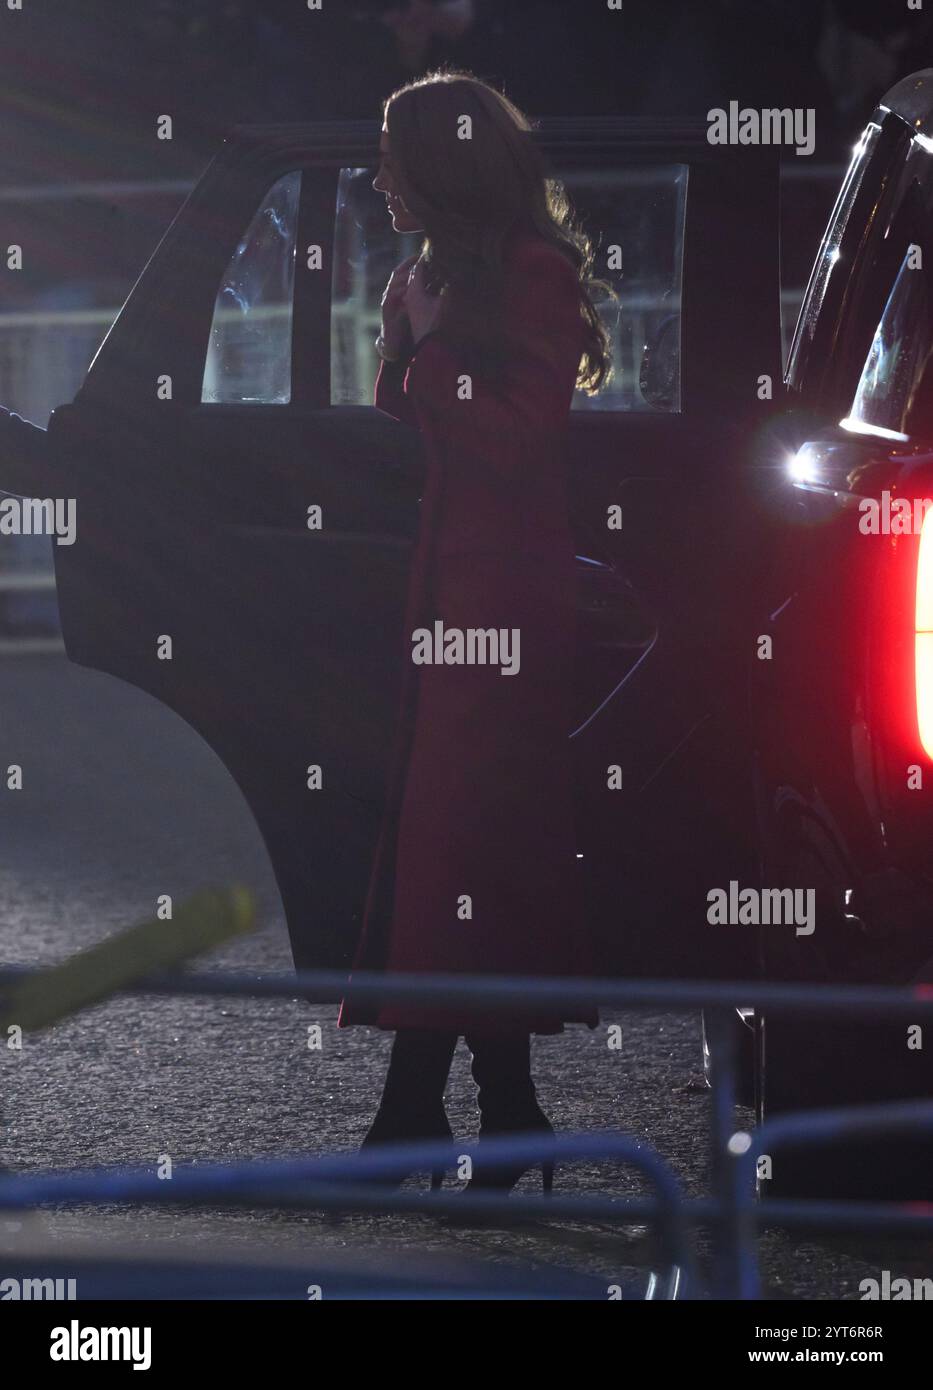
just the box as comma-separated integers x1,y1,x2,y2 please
2,0,931,181
1,0,930,318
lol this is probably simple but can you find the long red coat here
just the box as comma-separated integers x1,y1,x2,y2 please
338,229,597,1033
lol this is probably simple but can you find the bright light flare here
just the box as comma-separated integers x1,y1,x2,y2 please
788,445,818,483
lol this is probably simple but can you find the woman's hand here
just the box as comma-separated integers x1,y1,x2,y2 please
380,254,419,359
406,256,445,345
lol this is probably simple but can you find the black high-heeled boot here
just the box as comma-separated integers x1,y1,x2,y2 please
463,1031,555,1194
360,1028,458,1190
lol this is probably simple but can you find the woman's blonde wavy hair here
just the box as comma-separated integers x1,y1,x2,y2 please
383,68,612,394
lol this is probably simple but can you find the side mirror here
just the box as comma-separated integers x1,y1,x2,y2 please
0,407,51,499
639,314,680,411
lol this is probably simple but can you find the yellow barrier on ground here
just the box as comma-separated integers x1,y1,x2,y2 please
0,886,255,1034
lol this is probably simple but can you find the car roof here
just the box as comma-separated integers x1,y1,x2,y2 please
879,69,933,142
218,116,719,168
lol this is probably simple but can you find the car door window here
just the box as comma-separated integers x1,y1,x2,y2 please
202,170,301,404
331,163,687,413
792,125,882,366
846,242,932,440
563,166,686,412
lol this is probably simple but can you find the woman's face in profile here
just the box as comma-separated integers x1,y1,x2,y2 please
374,129,424,233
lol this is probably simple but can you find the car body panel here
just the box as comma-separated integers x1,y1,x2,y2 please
752,71,933,1192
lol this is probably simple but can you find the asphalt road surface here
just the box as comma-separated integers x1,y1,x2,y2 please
0,653,929,1299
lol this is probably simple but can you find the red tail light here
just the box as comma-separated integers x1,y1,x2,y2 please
916,506,933,756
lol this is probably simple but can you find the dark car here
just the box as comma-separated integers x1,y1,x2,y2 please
750,70,933,1197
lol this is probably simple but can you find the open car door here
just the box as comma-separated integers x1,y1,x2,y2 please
14,117,782,973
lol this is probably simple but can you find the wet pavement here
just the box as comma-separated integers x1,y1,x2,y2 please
0,654,928,1298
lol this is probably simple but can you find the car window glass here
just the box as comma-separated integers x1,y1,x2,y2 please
331,169,420,407
331,163,687,413
565,166,687,412
787,123,881,377
846,243,932,439
202,170,301,404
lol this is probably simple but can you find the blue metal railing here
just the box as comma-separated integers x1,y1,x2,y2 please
3,963,933,1298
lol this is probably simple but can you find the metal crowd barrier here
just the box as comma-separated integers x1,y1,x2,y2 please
2,964,933,1299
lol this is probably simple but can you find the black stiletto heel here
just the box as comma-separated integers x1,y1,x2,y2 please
360,1103,453,1189
463,1031,556,1198
463,1102,556,1195
357,1029,458,1190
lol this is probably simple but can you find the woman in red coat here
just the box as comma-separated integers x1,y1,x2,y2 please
338,70,610,1192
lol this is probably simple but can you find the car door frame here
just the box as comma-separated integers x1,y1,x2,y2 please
46,116,783,974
